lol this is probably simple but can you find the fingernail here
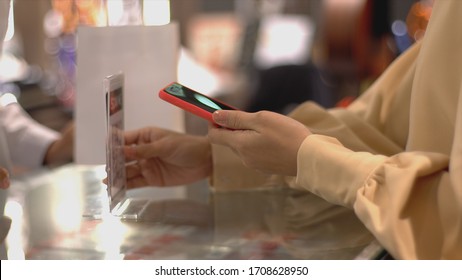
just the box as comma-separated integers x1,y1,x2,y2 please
213,110,224,124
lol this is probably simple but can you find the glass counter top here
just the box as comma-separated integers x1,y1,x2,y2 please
3,164,383,260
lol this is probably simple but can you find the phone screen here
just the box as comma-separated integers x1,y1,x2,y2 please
164,83,235,113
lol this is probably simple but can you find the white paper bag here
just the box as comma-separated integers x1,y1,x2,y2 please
75,23,183,164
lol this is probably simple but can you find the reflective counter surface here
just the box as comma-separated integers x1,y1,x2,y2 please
3,164,384,260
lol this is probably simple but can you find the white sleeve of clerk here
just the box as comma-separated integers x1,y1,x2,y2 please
1,1,58,169
0,103,59,168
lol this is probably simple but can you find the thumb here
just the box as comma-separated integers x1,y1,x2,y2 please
212,110,255,130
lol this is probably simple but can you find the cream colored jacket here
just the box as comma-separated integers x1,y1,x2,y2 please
212,0,462,259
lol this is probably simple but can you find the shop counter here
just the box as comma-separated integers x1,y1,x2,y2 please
3,164,384,260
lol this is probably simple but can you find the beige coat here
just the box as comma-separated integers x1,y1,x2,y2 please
212,0,462,259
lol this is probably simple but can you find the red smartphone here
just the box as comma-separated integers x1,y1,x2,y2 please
159,82,238,123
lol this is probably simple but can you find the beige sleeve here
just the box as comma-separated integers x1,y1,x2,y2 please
289,36,462,259
294,123,461,259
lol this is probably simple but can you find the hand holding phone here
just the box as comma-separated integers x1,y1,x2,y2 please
159,82,238,123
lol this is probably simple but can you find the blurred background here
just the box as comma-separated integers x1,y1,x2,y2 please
0,0,433,133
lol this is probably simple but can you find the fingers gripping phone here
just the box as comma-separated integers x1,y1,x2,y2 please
159,82,238,123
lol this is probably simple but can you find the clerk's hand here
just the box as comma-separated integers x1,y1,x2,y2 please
44,120,75,166
0,167,10,189
122,127,212,189
208,110,311,176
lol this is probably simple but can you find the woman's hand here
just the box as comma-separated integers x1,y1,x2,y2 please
208,110,311,176
122,127,212,189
